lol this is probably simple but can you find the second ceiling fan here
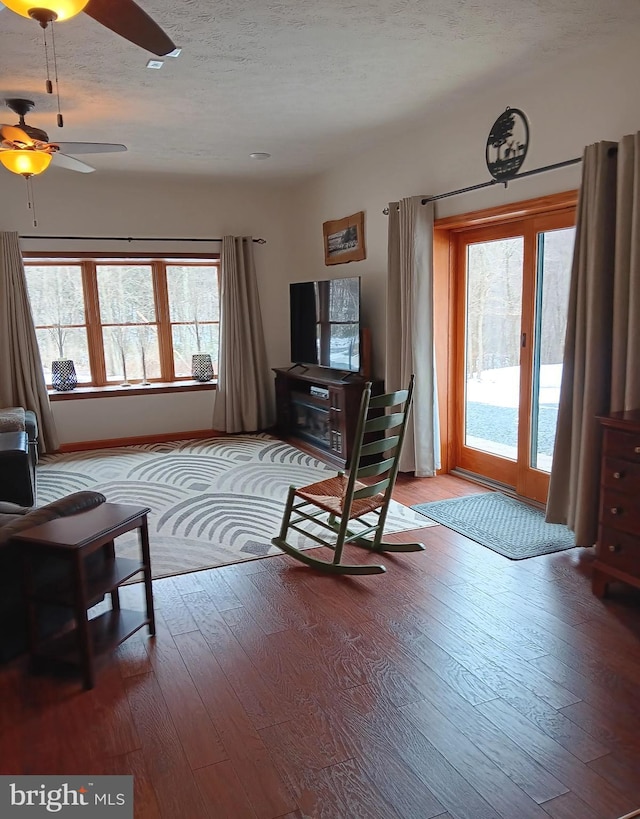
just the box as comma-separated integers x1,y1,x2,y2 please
0,97,127,176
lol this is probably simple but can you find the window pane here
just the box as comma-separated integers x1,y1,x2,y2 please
25,265,85,326
465,237,524,460
102,326,160,381
171,323,219,377
36,328,91,384
97,265,156,323
166,265,219,323
531,227,575,471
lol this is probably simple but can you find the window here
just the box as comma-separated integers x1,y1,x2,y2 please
24,256,220,387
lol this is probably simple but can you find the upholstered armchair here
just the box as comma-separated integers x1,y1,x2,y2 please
0,407,39,506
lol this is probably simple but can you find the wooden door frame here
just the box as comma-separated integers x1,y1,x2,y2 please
432,190,578,481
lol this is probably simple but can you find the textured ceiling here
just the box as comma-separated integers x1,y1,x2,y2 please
0,0,639,180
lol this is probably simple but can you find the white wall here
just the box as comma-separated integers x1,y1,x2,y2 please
0,172,296,444
287,31,640,377
3,31,639,444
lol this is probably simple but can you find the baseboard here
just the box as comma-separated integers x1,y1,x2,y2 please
450,468,545,510
57,429,224,453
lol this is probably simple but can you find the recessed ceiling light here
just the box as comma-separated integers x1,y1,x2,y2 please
166,47,182,58
146,59,164,69
249,152,271,160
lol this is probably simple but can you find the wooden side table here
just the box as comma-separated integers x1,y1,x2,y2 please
14,502,155,690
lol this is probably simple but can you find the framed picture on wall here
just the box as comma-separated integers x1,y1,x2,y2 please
322,211,366,265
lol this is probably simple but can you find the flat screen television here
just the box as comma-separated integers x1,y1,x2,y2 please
290,276,361,373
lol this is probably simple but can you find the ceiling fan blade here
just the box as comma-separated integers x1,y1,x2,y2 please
54,142,127,155
1,124,33,145
51,153,96,173
84,0,176,56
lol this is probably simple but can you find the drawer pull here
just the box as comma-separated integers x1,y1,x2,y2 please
608,543,621,553
635,446,640,454
610,507,622,515
612,471,624,479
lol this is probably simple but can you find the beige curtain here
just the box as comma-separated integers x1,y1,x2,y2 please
0,231,58,453
547,135,640,545
212,236,273,433
386,196,440,476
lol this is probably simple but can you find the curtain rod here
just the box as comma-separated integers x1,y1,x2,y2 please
382,156,582,214
19,235,267,243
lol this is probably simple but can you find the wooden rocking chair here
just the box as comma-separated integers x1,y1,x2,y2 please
271,375,425,574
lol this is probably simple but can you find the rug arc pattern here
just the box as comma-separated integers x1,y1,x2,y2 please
36,435,434,578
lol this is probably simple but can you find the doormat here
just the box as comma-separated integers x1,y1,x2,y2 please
412,491,576,560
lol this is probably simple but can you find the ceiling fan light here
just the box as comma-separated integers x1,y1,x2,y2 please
3,0,89,22
0,149,52,176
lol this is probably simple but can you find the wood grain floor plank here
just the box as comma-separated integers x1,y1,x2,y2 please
123,672,212,819
540,791,606,819
102,749,163,819
181,589,291,729
143,621,227,769
261,702,446,819
529,649,640,721
115,633,154,678
220,569,296,634
415,574,551,659
174,629,297,819
152,576,199,636
587,752,640,804
558,699,640,754
84,661,141,760
362,612,499,707
296,757,404,819
470,660,609,763
193,759,259,819
401,697,552,819
362,657,568,806
342,699,501,819
197,567,244,611
477,697,635,818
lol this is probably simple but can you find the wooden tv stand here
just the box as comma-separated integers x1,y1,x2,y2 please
273,366,382,469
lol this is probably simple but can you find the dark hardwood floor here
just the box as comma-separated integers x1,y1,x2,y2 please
1,473,639,819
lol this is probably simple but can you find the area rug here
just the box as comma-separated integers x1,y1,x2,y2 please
411,491,576,560
36,434,435,578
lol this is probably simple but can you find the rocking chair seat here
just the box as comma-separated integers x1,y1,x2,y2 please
295,475,385,519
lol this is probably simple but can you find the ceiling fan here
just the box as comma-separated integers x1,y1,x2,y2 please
0,97,127,177
0,1,176,128
0,0,176,57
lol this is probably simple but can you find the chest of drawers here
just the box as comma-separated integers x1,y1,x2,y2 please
592,410,640,597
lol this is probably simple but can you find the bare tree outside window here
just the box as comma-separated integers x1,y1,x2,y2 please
25,264,91,384
166,265,220,377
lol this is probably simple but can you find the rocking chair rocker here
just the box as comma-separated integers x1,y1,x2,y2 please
271,375,425,574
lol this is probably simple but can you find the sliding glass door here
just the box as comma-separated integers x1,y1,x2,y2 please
454,211,575,503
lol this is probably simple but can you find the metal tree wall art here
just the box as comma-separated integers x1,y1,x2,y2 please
485,107,530,182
